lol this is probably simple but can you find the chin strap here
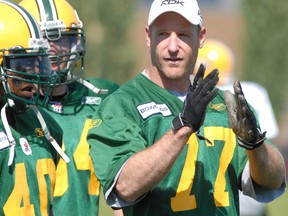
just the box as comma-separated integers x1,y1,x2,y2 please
7,98,15,108
1,103,70,166
66,74,109,94
76,77,109,94
30,105,70,163
1,104,16,166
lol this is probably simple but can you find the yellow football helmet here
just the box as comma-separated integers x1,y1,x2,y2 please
20,0,85,84
196,39,236,85
0,0,57,106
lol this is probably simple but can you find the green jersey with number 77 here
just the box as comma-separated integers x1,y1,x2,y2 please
88,73,257,215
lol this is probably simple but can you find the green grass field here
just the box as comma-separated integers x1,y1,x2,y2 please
267,189,287,216
98,189,288,216
99,189,114,216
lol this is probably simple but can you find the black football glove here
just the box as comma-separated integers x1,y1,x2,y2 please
172,64,219,132
224,81,266,150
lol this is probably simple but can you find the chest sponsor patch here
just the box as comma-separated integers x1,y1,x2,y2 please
81,96,102,105
20,137,32,156
137,102,172,119
0,131,10,151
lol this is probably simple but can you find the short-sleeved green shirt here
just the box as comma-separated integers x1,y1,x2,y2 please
88,74,252,215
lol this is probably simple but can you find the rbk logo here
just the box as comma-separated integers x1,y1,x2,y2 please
209,102,226,112
161,0,185,6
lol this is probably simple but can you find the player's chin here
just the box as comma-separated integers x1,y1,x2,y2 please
165,68,187,80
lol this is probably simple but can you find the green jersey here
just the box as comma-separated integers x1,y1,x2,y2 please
88,73,258,216
0,106,63,216
45,78,119,216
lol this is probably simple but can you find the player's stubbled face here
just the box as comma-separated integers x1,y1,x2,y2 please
148,12,200,82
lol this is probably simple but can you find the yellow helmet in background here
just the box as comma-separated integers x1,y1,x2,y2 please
19,0,85,84
0,0,57,105
196,39,236,85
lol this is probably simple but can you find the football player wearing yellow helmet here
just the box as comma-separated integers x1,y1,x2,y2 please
0,1,57,106
20,0,119,215
0,1,68,215
20,0,85,86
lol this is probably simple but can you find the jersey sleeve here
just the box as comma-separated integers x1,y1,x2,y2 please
87,93,147,195
241,160,286,202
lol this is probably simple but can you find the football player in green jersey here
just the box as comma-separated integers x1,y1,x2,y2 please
19,0,119,215
87,0,286,215
0,1,68,215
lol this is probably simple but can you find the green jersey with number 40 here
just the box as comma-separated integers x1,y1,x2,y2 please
87,73,260,216
0,106,63,216
45,77,119,216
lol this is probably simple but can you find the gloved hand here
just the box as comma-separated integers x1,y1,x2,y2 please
172,64,219,132
224,81,266,150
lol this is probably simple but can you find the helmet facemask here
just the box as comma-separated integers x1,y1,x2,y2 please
0,46,57,106
19,0,87,86
43,23,85,85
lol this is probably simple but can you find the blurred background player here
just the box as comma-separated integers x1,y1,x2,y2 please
19,0,119,215
197,38,280,216
0,0,69,215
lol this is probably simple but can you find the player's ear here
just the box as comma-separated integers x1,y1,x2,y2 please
145,26,152,48
199,27,206,48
